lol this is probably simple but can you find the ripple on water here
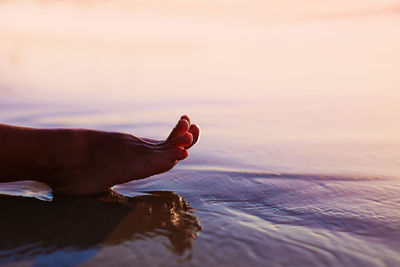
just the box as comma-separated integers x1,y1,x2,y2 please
0,181,52,201
0,168,399,266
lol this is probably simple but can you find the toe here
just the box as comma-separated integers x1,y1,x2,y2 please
168,132,193,148
180,115,191,125
167,119,190,141
163,147,188,168
175,147,189,160
185,124,200,149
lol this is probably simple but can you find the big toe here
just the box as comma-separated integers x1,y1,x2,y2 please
173,147,189,160
168,132,193,148
156,147,188,173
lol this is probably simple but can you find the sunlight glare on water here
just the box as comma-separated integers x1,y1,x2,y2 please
1,0,399,177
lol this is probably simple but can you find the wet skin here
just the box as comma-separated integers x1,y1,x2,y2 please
0,115,200,195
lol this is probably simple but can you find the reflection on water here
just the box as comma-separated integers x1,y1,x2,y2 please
0,191,201,266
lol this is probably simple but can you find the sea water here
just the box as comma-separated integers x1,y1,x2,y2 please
0,1,400,266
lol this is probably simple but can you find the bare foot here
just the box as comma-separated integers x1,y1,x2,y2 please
41,115,200,195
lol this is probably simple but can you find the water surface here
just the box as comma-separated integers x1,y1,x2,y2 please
0,0,400,266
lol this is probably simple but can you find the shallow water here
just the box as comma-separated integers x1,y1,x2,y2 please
1,0,400,266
